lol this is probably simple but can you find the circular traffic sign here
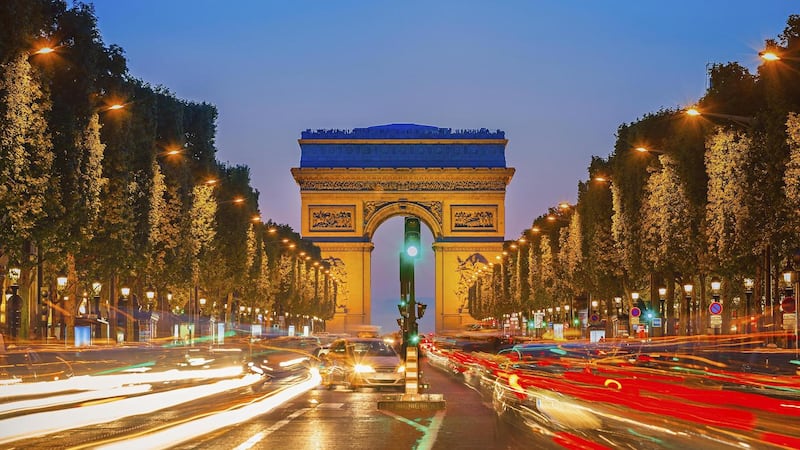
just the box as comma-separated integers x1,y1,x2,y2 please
709,302,723,315
590,313,599,322
782,297,796,313
630,307,641,318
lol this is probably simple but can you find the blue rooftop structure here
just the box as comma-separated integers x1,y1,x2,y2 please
298,124,507,168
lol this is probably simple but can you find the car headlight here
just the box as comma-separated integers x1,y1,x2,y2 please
396,365,405,373
354,364,375,373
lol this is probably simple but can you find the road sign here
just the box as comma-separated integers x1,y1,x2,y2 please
709,302,723,315
781,297,796,313
783,313,797,330
590,313,599,322
630,307,641,318
652,317,662,327
710,314,722,327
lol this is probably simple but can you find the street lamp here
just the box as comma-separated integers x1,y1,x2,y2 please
91,281,102,339
658,286,667,335
710,276,721,335
759,50,781,61
145,285,156,311
119,286,131,341
782,262,798,353
48,272,67,339
198,297,207,339
744,278,754,334
684,107,755,127
684,282,694,335
6,267,22,340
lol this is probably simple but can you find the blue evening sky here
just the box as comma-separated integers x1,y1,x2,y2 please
89,1,797,334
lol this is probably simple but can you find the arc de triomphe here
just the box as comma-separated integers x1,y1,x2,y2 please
291,124,514,333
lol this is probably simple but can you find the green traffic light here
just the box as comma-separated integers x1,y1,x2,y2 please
410,334,419,344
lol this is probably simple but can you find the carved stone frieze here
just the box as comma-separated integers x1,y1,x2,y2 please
309,205,355,231
363,200,443,227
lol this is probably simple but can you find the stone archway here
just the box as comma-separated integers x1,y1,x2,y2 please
291,124,514,333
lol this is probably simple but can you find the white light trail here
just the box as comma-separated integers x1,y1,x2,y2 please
0,372,261,445
0,366,243,401
97,369,322,450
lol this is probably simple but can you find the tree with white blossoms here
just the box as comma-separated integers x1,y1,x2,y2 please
190,183,217,306
146,159,167,280
640,155,697,334
557,211,583,310
705,128,754,276
507,242,521,312
540,235,556,310
0,54,52,261
784,113,800,237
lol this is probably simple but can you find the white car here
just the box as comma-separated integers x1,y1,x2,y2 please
322,338,405,390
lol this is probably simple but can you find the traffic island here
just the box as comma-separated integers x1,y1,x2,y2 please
377,393,446,410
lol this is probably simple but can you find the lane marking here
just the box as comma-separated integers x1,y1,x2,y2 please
378,408,447,450
417,410,446,450
379,409,427,433
233,408,310,450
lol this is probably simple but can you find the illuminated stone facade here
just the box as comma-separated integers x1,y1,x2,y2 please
292,124,514,333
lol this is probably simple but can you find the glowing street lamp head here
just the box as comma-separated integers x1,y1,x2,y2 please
685,107,701,117
759,51,780,61
406,245,419,257
35,47,55,55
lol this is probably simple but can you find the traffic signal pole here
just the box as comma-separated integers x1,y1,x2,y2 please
378,216,444,410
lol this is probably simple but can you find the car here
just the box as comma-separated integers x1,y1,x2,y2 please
321,337,405,390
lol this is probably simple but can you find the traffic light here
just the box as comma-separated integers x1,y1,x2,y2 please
416,302,427,319
398,302,409,317
404,217,421,259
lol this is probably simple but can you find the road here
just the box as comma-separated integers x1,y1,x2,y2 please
2,335,800,449
172,358,531,450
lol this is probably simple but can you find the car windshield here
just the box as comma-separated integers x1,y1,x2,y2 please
349,341,397,357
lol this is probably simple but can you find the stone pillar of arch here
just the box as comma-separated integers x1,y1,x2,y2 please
291,124,514,334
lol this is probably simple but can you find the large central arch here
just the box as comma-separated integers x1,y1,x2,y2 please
291,124,514,333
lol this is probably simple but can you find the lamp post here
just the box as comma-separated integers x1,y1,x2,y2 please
7,267,22,340
710,276,721,335
781,263,797,353
744,278,754,334
120,286,131,342
145,286,155,311
56,274,67,340
658,286,667,336
144,286,155,342
631,292,641,336
91,281,102,338
199,296,207,340
684,283,694,335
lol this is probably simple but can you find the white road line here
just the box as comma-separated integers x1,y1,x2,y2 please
417,410,446,450
233,408,310,450
379,408,447,450
379,409,427,433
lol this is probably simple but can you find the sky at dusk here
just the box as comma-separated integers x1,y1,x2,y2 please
89,1,797,334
